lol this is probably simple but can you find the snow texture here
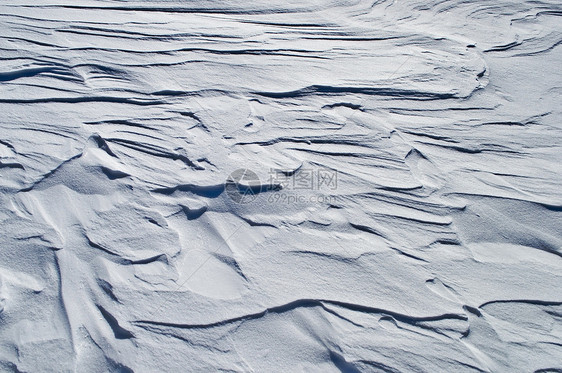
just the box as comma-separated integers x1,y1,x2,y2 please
0,0,561,371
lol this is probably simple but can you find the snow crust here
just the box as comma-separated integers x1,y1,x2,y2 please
0,0,561,371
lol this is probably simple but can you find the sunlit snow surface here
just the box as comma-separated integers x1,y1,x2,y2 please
1,0,561,371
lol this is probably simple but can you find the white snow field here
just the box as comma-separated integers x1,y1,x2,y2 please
0,0,561,371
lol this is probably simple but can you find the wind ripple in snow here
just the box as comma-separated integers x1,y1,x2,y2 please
0,0,561,371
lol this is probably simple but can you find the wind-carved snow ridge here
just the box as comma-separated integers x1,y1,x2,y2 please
0,0,561,371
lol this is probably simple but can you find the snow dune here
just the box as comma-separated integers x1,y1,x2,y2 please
0,0,561,371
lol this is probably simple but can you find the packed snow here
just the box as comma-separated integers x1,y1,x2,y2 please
0,0,561,371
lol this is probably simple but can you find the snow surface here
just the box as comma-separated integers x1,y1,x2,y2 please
0,0,561,371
